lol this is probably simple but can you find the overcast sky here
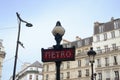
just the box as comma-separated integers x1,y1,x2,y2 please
0,0,120,80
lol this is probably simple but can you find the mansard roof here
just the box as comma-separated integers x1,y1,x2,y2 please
94,18,120,34
29,61,43,68
62,36,93,48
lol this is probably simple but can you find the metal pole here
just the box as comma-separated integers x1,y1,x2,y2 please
54,34,62,80
95,75,96,80
52,21,65,80
91,63,94,80
13,20,21,80
94,73,97,80
12,12,32,80
55,61,61,80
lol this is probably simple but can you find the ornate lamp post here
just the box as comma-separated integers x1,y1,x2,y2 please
52,21,65,80
94,73,97,80
87,47,96,80
13,12,33,80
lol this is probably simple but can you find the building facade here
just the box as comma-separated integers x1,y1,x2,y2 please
10,61,43,80
42,17,120,80
0,39,6,80
42,37,93,80
93,17,120,80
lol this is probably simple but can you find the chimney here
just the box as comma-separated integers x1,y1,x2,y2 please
111,17,114,21
62,39,70,44
76,36,81,41
94,21,99,27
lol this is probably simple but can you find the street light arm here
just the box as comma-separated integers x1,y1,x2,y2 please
16,12,30,24
16,12,22,21
13,12,32,80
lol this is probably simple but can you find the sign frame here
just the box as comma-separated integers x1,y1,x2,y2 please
41,46,75,62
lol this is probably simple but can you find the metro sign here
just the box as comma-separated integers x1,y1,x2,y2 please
41,47,75,62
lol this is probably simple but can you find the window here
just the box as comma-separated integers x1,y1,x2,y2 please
61,63,64,69
67,61,70,69
96,35,100,42
114,20,120,29
43,65,45,72
60,73,63,80
77,50,82,55
113,56,118,65
114,71,119,80
99,25,104,33
97,59,101,67
29,75,32,80
78,60,81,67
104,33,107,41
104,45,109,52
78,70,81,77
111,31,115,38
63,44,67,48
97,47,102,53
67,43,71,48
46,74,49,80
36,75,38,80
85,39,89,45
106,71,110,80
77,50,81,53
105,57,109,66
86,58,89,66
77,41,82,47
98,73,102,80
86,69,89,76
36,67,38,71
112,44,117,50
67,72,70,79
30,67,33,70
119,30,120,36
46,65,49,71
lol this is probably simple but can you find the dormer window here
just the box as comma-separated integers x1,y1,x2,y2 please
104,33,107,41
85,39,89,45
99,25,104,33
77,41,82,47
111,31,115,38
114,20,120,29
96,35,100,42
67,43,71,48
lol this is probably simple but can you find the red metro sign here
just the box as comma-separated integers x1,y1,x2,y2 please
41,47,75,62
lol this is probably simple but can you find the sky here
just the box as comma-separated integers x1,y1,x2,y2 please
0,0,120,80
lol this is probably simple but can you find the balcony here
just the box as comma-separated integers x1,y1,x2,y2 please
113,62,118,65
105,64,109,66
96,46,120,55
86,74,89,76
26,70,39,74
97,64,101,67
114,77,119,80
106,78,110,80
78,75,81,77
66,76,70,79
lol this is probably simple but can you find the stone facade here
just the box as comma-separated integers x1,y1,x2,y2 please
93,18,120,80
42,18,120,80
42,37,93,80
0,39,5,80
10,61,43,80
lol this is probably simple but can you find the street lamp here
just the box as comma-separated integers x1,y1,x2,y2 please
94,73,97,80
52,21,65,48
12,12,33,80
52,21,65,80
87,47,96,80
